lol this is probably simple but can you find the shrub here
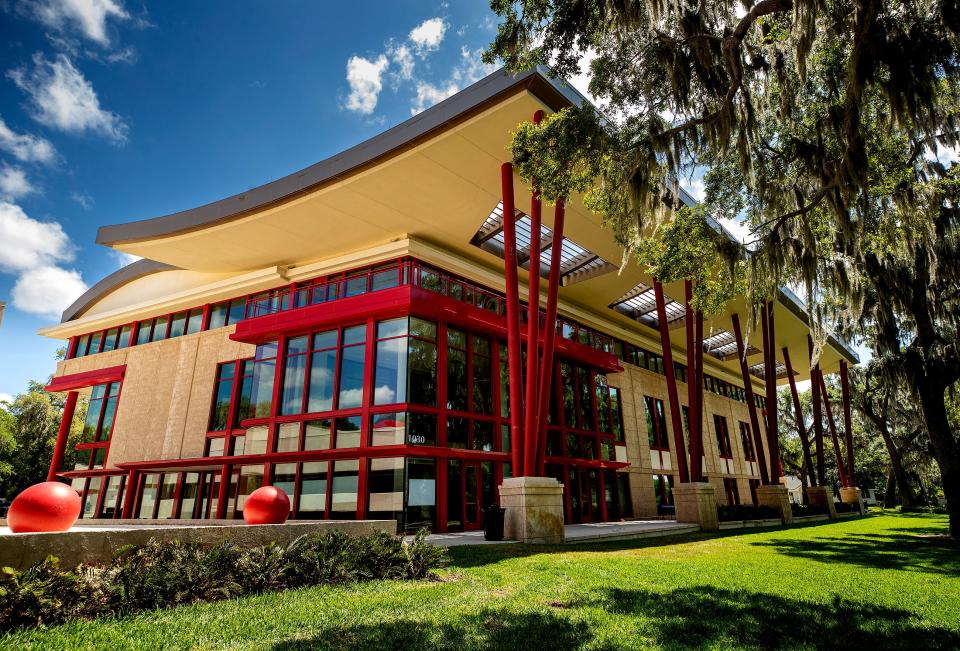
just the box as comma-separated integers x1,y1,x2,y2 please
717,504,780,522
0,530,447,632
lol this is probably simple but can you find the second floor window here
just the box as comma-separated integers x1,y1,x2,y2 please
739,421,756,461
645,396,670,450
714,414,733,458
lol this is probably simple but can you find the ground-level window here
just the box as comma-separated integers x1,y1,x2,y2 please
723,477,741,506
645,397,670,450
653,474,674,509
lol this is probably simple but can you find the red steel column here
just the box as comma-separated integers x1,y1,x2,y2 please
783,346,816,487
47,390,79,481
501,163,525,475
731,313,769,485
523,193,542,477
653,279,689,483
685,281,703,481
817,371,850,487
535,200,565,475
761,301,782,483
808,337,827,484
693,306,706,482
840,360,855,484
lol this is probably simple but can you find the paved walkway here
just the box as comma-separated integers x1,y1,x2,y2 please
419,519,698,547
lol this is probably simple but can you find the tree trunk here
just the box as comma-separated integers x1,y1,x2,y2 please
916,381,960,538
884,468,897,508
872,416,919,507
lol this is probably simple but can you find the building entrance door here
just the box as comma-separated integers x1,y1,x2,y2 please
446,460,495,531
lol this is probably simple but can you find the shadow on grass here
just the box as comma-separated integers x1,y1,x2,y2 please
579,585,960,651
271,585,958,650
272,608,597,651
751,529,960,576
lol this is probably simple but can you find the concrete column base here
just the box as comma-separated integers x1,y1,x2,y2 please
805,486,838,518
499,476,565,544
756,485,794,524
839,486,864,514
673,482,718,531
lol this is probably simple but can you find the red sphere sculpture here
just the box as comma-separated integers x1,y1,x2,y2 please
7,481,81,533
243,486,290,525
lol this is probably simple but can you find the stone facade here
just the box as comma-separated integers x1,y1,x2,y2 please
673,482,719,531
755,485,794,524
839,486,864,514
805,486,838,518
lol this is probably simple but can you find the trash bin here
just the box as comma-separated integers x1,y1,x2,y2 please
484,503,506,541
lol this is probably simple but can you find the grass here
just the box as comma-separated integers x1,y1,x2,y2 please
4,512,959,650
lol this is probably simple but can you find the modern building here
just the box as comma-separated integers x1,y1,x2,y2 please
39,68,858,533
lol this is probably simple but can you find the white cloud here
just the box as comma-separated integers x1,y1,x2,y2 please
390,44,415,81
0,165,39,200
409,18,447,54
9,53,128,142
0,202,86,320
111,250,141,267
70,191,93,209
567,48,598,105
686,177,706,201
0,393,13,408
716,215,753,246
12,264,87,318
0,116,57,164
410,47,495,115
0,202,73,272
344,54,390,115
24,0,129,46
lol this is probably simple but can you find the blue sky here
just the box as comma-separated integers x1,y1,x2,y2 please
0,1,506,401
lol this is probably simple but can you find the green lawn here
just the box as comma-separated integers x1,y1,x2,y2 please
5,512,959,650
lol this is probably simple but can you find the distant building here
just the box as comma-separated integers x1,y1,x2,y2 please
38,68,856,531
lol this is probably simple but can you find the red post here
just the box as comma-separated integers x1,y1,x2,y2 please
47,390,78,481
730,314,769,485
653,279,689,483
809,337,827,484
761,301,782,483
783,347,816,487
817,371,849,487
685,281,703,481
523,192,541,477
535,200,565,475
693,306,706,482
840,360,855,484
501,163,525,475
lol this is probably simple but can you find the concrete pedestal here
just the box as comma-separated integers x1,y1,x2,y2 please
756,485,794,524
805,486,838,518
839,486,864,514
673,482,718,531
499,476,565,544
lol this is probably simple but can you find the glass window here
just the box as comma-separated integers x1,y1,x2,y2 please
299,461,327,518
446,416,468,449
344,273,368,297
367,457,405,528
335,416,362,449
281,335,309,415
101,475,123,519
138,473,159,518
227,298,246,325
208,302,228,330
186,308,204,335
407,412,437,446
405,458,436,533
157,474,178,519
338,325,366,409
151,316,169,342
740,421,756,461
374,318,407,405
473,420,494,451
169,312,187,338
276,422,300,452
75,334,90,358
645,396,670,450
102,328,119,352
88,331,103,354
178,473,200,519
304,419,331,450
245,425,269,455
82,477,101,519
98,384,119,442
471,336,492,414
136,321,152,345
271,464,296,513
330,460,359,518
117,324,133,349
206,436,225,456
446,328,468,411
242,342,277,420
209,363,234,431
714,414,732,458
371,412,406,446
236,465,264,516
81,384,106,443
308,331,338,412
371,266,400,291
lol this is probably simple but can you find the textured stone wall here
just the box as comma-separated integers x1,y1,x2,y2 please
54,327,254,468
608,362,773,518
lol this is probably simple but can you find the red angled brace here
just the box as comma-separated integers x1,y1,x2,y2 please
501,163,525,475
523,189,542,476
653,278,688,483
535,199,565,475
818,370,849,488
731,313,769,485
840,360,855,484
783,346,816,487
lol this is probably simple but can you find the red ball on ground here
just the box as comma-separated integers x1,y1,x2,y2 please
7,481,82,533
243,486,291,525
